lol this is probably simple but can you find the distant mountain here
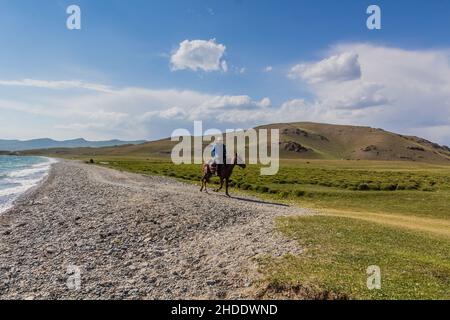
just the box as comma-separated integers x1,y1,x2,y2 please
18,122,450,164
0,138,147,151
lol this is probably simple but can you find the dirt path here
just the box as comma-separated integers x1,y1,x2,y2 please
0,161,309,299
320,209,450,238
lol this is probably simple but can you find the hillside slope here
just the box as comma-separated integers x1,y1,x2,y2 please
259,122,450,163
20,122,450,164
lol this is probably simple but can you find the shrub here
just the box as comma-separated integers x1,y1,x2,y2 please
404,183,419,190
293,190,305,197
358,183,370,191
257,186,270,193
380,183,397,191
396,184,406,190
278,191,290,199
240,183,251,190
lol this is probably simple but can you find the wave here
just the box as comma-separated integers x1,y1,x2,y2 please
0,157,57,214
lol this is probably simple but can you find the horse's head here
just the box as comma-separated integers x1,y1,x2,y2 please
233,153,246,169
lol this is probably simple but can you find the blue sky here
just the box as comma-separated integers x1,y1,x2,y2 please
1,0,450,144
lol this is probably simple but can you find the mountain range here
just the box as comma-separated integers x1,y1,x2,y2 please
15,122,450,164
0,138,146,152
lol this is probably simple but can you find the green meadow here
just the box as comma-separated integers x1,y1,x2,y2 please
77,157,450,299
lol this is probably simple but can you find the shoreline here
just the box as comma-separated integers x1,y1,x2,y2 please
0,156,57,216
0,160,308,299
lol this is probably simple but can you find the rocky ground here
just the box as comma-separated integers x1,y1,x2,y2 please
0,160,310,299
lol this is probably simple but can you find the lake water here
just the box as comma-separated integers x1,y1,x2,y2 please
0,156,55,214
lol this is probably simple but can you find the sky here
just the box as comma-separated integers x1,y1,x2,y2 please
1,0,450,145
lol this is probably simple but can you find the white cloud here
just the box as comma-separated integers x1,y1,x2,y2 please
316,81,390,110
2,44,450,145
170,39,227,72
0,79,270,140
283,43,450,144
289,52,361,84
0,79,113,92
263,66,273,72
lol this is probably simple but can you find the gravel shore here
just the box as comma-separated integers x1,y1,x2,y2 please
0,160,310,299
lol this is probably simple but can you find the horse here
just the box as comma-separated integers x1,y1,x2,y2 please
200,153,246,197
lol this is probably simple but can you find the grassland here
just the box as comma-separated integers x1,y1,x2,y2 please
92,158,450,219
258,216,450,299
58,155,450,299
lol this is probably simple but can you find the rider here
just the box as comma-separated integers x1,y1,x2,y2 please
211,136,227,176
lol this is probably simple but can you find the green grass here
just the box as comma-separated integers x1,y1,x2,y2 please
257,215,450,300
92,158,450,219
72,157,450,299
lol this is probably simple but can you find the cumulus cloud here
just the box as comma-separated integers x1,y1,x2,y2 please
263,66,273,72
284,44,450,144
289,52,361,84
0,79,271,140
170,39,227,72
208,44,450,144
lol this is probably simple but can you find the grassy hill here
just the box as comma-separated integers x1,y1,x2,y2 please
259,122,450,163
21,122,450,164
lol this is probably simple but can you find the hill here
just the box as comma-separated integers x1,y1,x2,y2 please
0,138,146,152
259,122,450,163
19,122,450,164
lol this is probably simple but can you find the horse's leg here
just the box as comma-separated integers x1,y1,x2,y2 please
204,173,211,193
214,178,224,192
225,178,230,197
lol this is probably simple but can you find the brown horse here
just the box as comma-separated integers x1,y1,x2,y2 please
200,153,246,197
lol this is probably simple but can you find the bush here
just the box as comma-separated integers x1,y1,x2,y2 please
380,183,397,191
256,186,270,193
358,183,370,191
293,190,305,197
278,191,290,199
404,183,419,190
396,184,406,190
240,183,251,190
368,183,381,191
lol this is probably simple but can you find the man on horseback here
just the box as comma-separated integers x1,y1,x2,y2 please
210,136,227,176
